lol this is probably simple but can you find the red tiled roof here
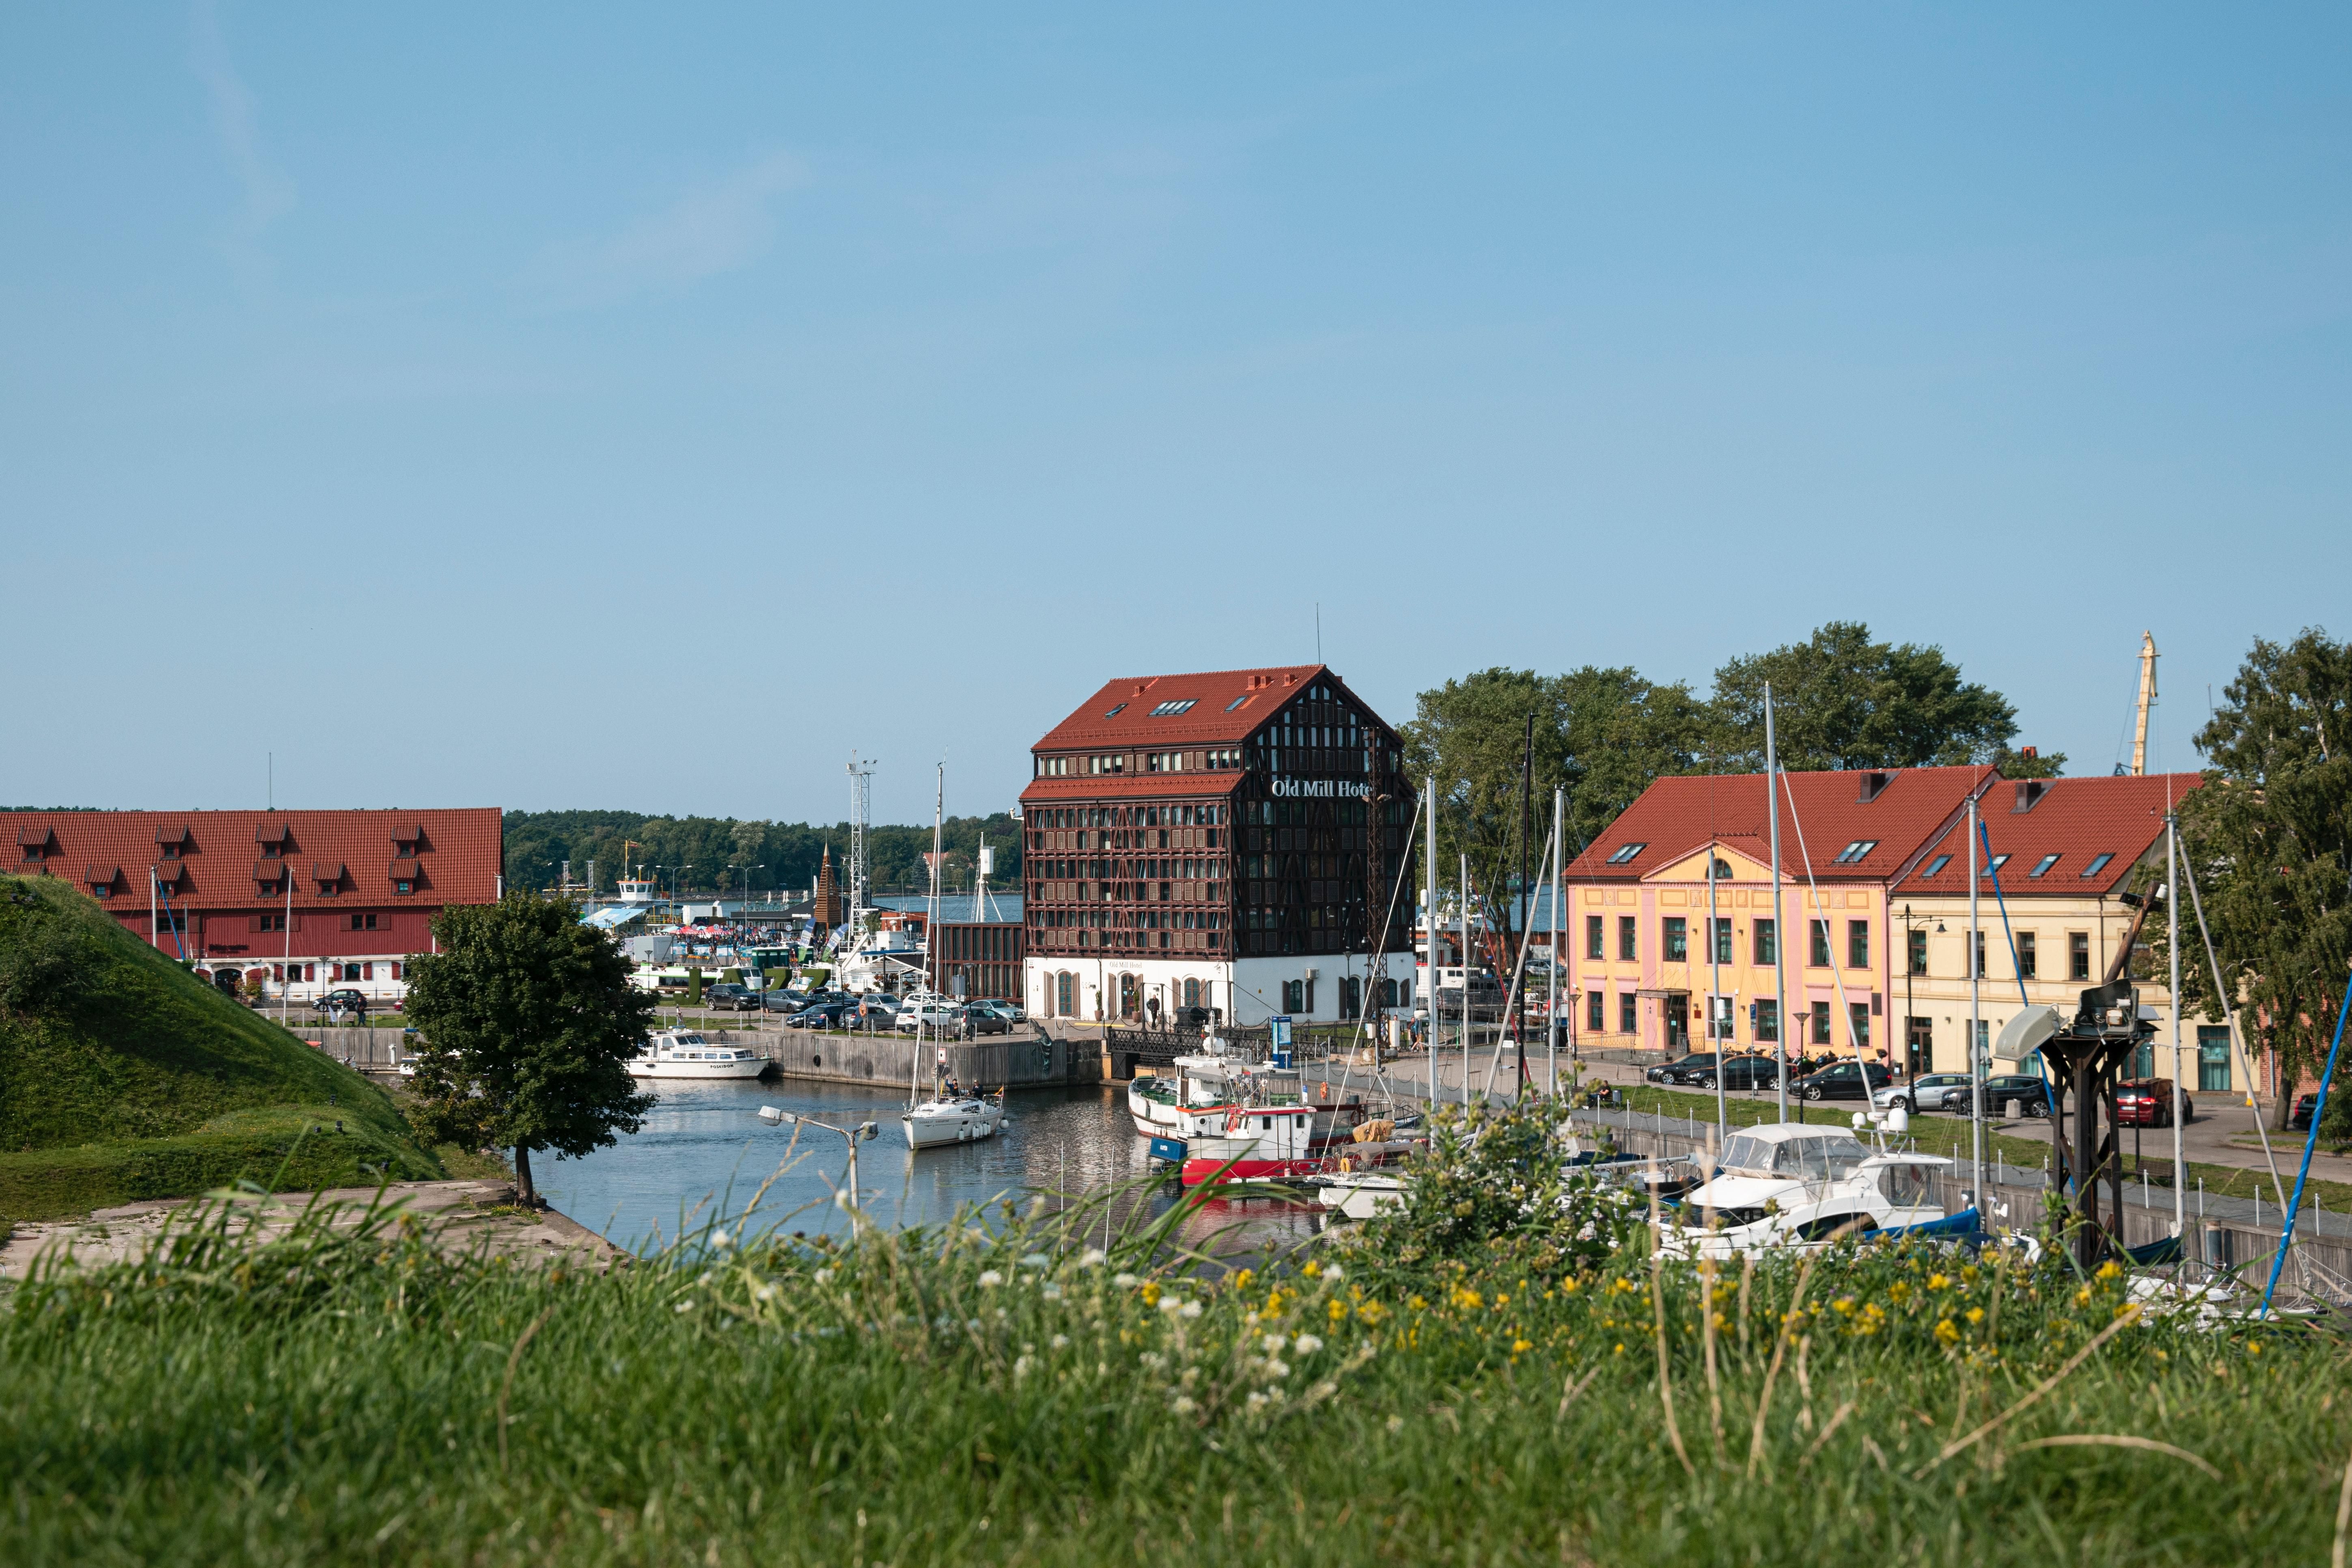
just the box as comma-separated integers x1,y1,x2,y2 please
1030,664,1384,752
1,808,502,912
1018,771,1250,808
1889,773,2200,896
1568,766,1997,882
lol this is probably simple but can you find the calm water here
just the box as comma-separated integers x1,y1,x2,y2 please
535,1078,1318,1259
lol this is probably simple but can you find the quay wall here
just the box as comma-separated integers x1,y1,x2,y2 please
311,1024,1100,1093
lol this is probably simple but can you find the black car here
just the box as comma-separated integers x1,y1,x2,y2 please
784,1001,853,1029
311,988,369,1018
2291,1093,2320,1131
1980,1074,2052,1118
1646,1052,1724,1086
1788,1060,1893,1102
1690,1054,1782,1092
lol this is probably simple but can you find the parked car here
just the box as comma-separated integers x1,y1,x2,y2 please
1787,1061,1893,1102
974,1000,1027,1025
760,989,811,1013
961,1006,1012,1037
2115,1078,2194,1127
854,996,901,1029
784,1001,853,1029
311,988,369,1018
896,999,963,1034
1689,1054,1782,1091
2291,1093,2321,1130
1981,1074,2052,1118
1874,1073,1975,1114
1646,1053,1723,1086
704,983,760,1012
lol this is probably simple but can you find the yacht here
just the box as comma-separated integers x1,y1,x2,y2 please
626,1030,767,1080
903,1089,1005,1149
1662,1121,1960,1259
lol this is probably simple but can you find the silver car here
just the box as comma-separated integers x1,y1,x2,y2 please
1872,1073,1974,1114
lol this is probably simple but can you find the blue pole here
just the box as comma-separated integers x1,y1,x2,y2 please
2261,973,2352,1318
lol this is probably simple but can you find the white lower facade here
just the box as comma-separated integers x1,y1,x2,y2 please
1024,951,1414,1027
191,954,414,1005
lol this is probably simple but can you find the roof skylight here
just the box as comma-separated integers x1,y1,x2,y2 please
1605,842,1647,865
1149,699,1197,716
2080,853,2115,878
1921,854,1952,877
2028,853,2061,878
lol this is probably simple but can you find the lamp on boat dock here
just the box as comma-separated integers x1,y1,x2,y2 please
758,1107,879,1234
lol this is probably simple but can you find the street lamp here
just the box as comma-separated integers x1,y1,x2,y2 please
757,1107,878,1234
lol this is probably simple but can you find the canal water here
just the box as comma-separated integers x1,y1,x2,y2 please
535,1078,1318,1260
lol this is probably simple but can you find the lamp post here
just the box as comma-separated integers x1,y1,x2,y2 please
757,1107,878,1235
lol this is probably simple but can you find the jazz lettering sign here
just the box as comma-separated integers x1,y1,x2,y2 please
1271,777,1371,800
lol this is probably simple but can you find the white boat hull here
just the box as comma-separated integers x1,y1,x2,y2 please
627,1059,766,1079
628,1029,767,1078
904,1099,1005,1149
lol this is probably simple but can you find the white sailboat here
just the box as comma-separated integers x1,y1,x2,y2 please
901,763,1007,1152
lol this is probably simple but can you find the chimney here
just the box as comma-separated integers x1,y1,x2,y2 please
1856,770,1892,803
2012,780,2050,813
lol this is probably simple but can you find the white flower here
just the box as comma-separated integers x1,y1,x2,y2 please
1180,1301,1202,1320
1051,1334,1070,1350
1265,1359,1291,1380
1385,1415,1405,1434
1013,1354,1036,1378
754,1283,776,1303
1292,1334,1324,1355
812,1268,834,1285
1112,1273,1140,1289
1159,1296,1187,1315
674,1301,695,1313
1322,1264,1344,1283
979,1270,1005,1288
1078,1249,1107,1268
1306,1378,1339,1402
1246,1391,1268,1410
1171,1394,1198,1415
1040,1282,1064,1301
709,1229,733,1249
1020,1252,1051,1270
1264,1385,1287,1403
1262,1333,1285,1354
1139,1351,1168,1370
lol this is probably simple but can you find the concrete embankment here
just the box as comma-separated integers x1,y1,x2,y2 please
308,1022,1103,1093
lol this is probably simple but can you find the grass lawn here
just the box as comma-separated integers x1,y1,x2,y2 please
0,1164,2343,1567
0,874,443,1220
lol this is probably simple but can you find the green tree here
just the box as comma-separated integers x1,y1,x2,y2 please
2173,628,2352,1134
1710,621,2021,773
1401,666,1711,964
401,892,657,1202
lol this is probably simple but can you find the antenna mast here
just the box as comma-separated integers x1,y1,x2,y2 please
2131,631,2159,776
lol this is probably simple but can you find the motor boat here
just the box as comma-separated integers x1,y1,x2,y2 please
1127,1073,1184,1136
627,1029,767,1080
903,1089,1005,1149
1661,1118,1959,1259
1304,1169,1407,1221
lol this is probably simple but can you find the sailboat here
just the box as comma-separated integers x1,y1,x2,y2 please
901,762,1007,1151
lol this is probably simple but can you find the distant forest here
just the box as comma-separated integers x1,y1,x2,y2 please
501,809,1024,899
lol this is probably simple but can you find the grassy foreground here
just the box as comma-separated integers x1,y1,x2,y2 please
4,1122,2348,1566
0,874,442,1219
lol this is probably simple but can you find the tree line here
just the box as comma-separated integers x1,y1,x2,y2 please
502,809,1025,900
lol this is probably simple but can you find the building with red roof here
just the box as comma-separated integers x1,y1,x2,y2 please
4,807,502,1006
1563,766,2200,1077
1020,665,1415,1027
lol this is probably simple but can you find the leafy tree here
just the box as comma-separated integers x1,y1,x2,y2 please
1401,666,1711,976
1710,621,2020,773
2173,628,2352,1134
401,892,657,1202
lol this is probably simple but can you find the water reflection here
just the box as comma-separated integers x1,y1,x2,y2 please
535,1079,1320,1261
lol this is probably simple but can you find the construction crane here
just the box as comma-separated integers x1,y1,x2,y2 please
2130,631,2158,776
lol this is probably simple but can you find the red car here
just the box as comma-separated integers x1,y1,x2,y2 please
2115,1078,2193,1127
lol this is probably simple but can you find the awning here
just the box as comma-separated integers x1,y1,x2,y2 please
581,905,647,929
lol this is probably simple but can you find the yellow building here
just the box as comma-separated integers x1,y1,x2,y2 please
1888,773,2218,1088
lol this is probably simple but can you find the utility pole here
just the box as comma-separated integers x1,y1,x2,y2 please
1425,774,1438,1109
1516,713,1533,1096
1969,789,1984,1217
2168,811,2186,1239
1767,684,1788,1123
1549,785,1563,1099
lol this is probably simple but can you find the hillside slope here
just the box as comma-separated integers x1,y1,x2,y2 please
0,874,444,1219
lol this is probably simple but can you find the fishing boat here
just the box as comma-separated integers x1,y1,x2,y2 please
1127,1073,1184,1135
1661,1121,1959,1259
902,1088,1005,1149
1178,1100,1414,1188
627,1030,767,1079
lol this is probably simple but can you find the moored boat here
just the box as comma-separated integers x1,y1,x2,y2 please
627,1030,767,1079
1662,1121,1958,1258
903,1090,1005,1149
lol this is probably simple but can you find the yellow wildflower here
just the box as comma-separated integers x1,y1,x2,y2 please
1231,1268,1255,1293
1934,1319,1960,1346
1140,1281,1161,1306
1511,1339,1533,1355
2095,1260,2122,1282
1964,1306,1984,1326
1328,1298,1347,1324
1927,1273,1951,1291
1302,1261,1322,1279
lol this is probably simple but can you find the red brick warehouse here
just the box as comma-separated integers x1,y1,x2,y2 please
5,808,502,1005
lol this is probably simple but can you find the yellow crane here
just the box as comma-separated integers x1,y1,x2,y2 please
2131,632,2158,776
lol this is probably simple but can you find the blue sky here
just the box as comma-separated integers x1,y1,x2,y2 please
4,5,2347,824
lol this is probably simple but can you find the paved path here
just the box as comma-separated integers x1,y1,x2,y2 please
0,1179,623,1281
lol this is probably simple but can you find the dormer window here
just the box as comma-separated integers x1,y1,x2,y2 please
312,862,347,894
1605,842,1647,865
255,822,293,856
253,860,288,891
86,865,121,897
391,825,426,855
17,828,53,863
390,857,422,894
155,826,192,859
155,861,190,891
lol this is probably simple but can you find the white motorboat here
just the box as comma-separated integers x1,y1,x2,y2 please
1662,1120,1956,1260
903,1091,1005,1149
1127,1074,1184,1135
627,1030,767,1080
1306,1169,1407,1221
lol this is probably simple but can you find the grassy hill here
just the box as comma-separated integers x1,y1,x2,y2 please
0,873,445,1220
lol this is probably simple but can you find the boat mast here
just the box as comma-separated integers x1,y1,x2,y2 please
847,751,875,971
1425,774,1438,1109
1548,785,1563,1099
1767,685,1788,1123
